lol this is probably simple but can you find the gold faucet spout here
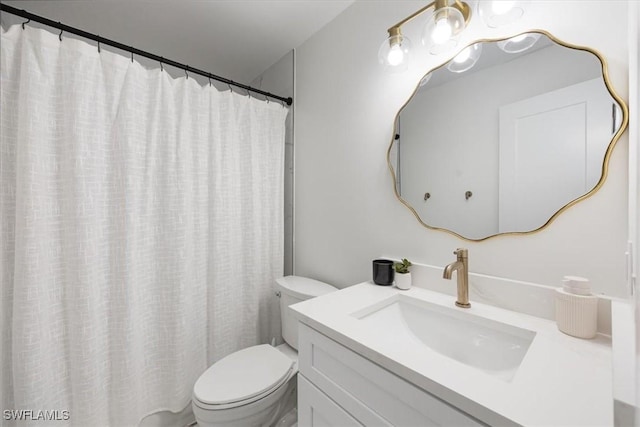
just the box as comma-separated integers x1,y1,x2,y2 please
442,261,462,279
443,248,470,308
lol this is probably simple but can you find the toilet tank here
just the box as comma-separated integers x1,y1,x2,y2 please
276,276,336,350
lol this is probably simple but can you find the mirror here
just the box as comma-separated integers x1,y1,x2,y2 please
388,31,628,241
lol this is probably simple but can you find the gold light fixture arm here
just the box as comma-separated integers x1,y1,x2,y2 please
387,1,436,35
386,0,471,36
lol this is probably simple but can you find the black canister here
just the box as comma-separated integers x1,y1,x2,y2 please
372,259,394,286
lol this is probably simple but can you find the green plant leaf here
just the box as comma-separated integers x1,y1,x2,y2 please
392,258,411,274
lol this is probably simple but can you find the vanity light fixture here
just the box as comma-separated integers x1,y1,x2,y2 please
378,0,471,70
379,1,530,71
497,32,541,53
447,43,482,73
477,0,529,28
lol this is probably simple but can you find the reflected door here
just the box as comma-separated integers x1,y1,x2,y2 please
498,78,615,232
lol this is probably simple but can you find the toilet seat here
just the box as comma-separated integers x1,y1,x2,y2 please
193,344,295,410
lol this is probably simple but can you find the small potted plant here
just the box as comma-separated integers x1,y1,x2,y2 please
394,258,412,290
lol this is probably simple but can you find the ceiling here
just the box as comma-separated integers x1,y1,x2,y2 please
1,0,354,84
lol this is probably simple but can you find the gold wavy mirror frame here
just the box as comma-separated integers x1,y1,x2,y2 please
387,30,629,241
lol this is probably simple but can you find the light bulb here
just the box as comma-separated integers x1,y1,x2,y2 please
387,44,404,66
422,6,465,55
479,0,528,28
378,34,412,72
453,47,472,63
447,43,482,73
492,1,515,15
432,18,453,44
497,33,541,53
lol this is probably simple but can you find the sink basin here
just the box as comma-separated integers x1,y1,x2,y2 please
351,294,535,381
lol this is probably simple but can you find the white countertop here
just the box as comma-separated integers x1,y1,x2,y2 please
291,282,613,426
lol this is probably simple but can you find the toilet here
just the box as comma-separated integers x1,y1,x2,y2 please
192,276,336,427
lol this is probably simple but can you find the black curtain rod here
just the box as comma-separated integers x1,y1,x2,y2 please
0,3,293,106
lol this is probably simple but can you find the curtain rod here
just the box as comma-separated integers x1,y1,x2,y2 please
0,3,293,106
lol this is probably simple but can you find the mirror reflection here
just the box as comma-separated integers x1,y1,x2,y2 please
389,32,626,241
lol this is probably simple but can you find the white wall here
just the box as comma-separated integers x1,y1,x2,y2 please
294,1,630,297
251,51,295,275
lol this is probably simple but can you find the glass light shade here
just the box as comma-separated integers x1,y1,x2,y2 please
418,73,432,87
497,33,541,53
421,6,465,55
478,0,528,28
447,43,482,73
378,34,412,72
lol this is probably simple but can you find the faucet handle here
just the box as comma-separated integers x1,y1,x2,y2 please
454,248,468,258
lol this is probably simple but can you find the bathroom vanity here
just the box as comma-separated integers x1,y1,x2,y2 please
291,283,612,426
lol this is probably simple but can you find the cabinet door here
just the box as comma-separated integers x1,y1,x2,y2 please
298,375,362,427
299,324,487,427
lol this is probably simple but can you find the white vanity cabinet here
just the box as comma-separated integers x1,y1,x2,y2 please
297,323,485,427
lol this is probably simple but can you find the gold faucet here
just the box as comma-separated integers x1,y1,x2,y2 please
443,248,470,308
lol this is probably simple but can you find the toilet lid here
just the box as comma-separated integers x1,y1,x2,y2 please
193,344,294,406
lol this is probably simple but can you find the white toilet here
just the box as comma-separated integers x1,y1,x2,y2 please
192,276,336,427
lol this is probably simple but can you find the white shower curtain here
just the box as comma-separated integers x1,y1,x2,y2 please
0,25,287,426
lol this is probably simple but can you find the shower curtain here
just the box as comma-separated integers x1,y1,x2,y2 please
0,25,287,426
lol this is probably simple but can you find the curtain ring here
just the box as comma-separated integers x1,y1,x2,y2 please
228,83,233,93
97,37,101,53
21,18,30,30
130,48,134,63
58,24,63,41
160,58,163,72
185,67,189,80
208,74,212,87
266,97,270,104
